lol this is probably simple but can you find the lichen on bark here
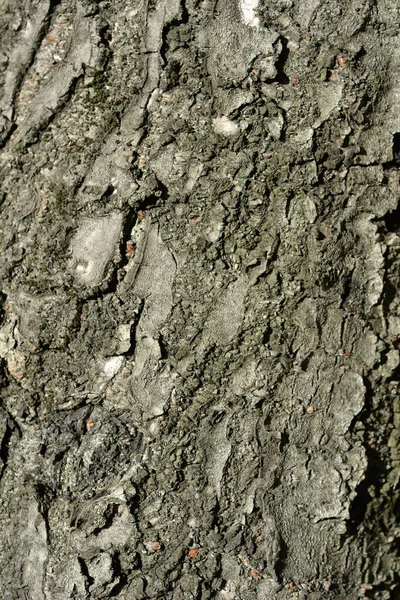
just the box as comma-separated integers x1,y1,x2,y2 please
0,0,399,598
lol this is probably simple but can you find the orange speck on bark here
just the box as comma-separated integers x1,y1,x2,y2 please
151,541,162,551
250,569,262,581
39,200,48,214
337,56,348,67
188,548,199,558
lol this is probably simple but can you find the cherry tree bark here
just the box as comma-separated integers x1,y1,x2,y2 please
0,0,399,598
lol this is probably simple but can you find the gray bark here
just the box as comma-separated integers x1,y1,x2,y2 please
0,0,399,598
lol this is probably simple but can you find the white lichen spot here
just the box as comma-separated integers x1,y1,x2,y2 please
240,0,260,27
103,356,124,379
213,116,239,137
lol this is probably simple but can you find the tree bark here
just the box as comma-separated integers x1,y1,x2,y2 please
0,0,399,598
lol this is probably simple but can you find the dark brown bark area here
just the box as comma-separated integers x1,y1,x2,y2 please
0,0,399,598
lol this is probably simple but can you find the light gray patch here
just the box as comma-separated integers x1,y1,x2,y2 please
95,355,125,392
0,1,52,119
120,222,176,418
200,3,280,85
215,89,254,116
213,116,240,136
21,500,48,600
291,298,319,361
266,113,285,140
78,132,139,206
184,161,204,193
87,552,113,589
349,215,385,313
202,417,232,499
131,222,176,333
204,277,247,347
330,371,365,434
47,557,87,600
115,324,132,354
0,321,15,358
296,0,321,28
309,459,348,522
256,577,280,599
231,359,257,396
142,0,181,100
240,0,261,27
13,3,98,146
313,81,344,128
203,203,226,242
69,212,122,287
151,144,192,187
151,144,175,185
302,195,318,223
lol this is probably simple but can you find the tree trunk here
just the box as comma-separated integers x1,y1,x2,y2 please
0,0,399,598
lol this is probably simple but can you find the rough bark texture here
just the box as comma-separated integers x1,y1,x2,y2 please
0,0,399,598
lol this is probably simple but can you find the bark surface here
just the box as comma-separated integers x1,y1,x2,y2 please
0,0,399,598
